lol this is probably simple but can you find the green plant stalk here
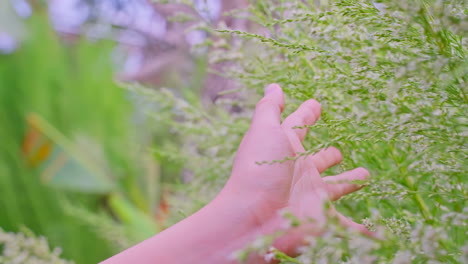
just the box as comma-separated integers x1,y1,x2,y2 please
404,176,432,222
389,145,432,222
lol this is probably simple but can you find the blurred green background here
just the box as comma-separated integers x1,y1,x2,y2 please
0,1,195,263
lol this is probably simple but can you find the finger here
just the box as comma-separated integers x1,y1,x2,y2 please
310,147,343,173
251,83,285,127
289,153,326,196
323,167,370,201
281,99,321,142
337,212,375,237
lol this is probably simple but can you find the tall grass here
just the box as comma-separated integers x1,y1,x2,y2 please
142,0,467,262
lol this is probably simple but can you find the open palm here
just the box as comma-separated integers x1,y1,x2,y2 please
224,84,372,257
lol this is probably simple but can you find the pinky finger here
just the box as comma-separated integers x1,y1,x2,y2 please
323,167,370,201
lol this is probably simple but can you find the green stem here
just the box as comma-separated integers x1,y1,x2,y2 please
389,145,432,222
404,176,432,221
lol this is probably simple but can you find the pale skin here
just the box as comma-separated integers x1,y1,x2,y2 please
102,84,372,263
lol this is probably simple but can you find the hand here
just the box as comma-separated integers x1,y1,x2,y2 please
101,83,371,264
218,83,372,257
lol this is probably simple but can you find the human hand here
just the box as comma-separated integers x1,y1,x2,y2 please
217,83,372,258
101,83,372,264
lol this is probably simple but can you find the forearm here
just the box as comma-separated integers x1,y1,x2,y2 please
101,191,260,264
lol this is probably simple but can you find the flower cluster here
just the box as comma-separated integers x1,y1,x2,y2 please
0,229,72,264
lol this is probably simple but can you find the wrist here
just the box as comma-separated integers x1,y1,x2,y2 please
212,184,269,231
195,186,269,261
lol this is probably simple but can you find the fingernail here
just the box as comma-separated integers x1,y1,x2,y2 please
265,83,280,95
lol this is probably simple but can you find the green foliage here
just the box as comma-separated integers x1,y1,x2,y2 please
2,0,466,263
141,0,467,262
0,15,157,263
